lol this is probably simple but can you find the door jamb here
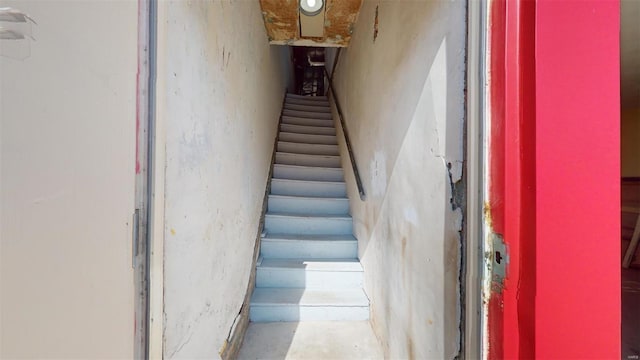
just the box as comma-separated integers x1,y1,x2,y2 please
464,0,487,358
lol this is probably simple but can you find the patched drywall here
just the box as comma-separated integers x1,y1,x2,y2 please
156,2,290,358
0,1,137,358
329,1,466,358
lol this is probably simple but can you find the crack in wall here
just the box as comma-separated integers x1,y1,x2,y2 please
448,159,466,360
168,301,213,358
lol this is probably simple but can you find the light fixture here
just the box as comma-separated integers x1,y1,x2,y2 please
299,0,324,17
0,7,35,40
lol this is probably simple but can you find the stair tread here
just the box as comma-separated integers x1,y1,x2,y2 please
279,131,336,138
269,194,348,201
284,110,333,116
265,212,352,220
278,141,338,147
251,288,368,306
284,105,331,112
282,116,333,126
279,132,338,145
281,124,336,132
276,152,340,159
282,116,333,125
286,94,328,100
272,178,345,185
284,103,330,109
259,258,363,271
263,233,357,241
274,163,342,172
283,110,333,120
285,100,331,108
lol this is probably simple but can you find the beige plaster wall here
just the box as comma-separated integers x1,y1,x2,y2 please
156,2,290,358
330,1,466,358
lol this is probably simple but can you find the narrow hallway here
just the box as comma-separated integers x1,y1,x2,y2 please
240,93,382,358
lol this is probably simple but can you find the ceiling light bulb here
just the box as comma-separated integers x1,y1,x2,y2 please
300,0,323,16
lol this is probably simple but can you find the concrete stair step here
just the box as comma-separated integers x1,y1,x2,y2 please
260,234,358,259
286,94,328,101
270,178,347,197
249,288,369,322
284,103,331,113
277,142,339,156
275,152,341,168
285,98,330,107
283,109,333,120
279,132,337,145
280,123,336,136
281,116,334,128
268,194,349,215
256,258,363,289
265,212,352,235
273,164,343,182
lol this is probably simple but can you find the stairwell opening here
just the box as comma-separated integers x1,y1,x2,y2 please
156,1,469,359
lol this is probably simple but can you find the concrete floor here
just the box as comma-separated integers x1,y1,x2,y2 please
238,321,384,360
623,267,640,358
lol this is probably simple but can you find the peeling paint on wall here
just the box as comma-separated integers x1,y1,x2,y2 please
329,1,466,358
370,151,387,197
159,2,290,358
259,0,363,47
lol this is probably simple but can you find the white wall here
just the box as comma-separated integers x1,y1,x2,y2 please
331,1,466,358
0,1,137,358
156,2,290,358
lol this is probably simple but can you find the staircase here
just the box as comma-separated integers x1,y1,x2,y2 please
249,93,369,322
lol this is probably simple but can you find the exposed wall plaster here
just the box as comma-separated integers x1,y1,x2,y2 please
259,0,363,47
329,1,466,358
157,1,290,358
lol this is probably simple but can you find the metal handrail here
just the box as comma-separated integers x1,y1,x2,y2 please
324,52,366,201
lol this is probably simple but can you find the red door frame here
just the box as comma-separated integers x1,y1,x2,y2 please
487,0,620,358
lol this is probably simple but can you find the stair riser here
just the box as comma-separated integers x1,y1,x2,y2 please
256,269,363,289
265,216,352,235
279,132,338,145
276,153,341,168
286,98,330,107
286,94,328,101
283,109,333,120
277,142,339,156
271,180,347,197
268,196,349,215
281,116,334,128
249,306,369,322
260,240,357,259
284,104,331,113
273,165,343,182
280,124,336,136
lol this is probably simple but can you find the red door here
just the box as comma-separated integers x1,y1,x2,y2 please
485,0,621,358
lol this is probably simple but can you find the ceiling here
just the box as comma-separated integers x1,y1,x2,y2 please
622,0,640,108
259,0,363,47
260,1,639,105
